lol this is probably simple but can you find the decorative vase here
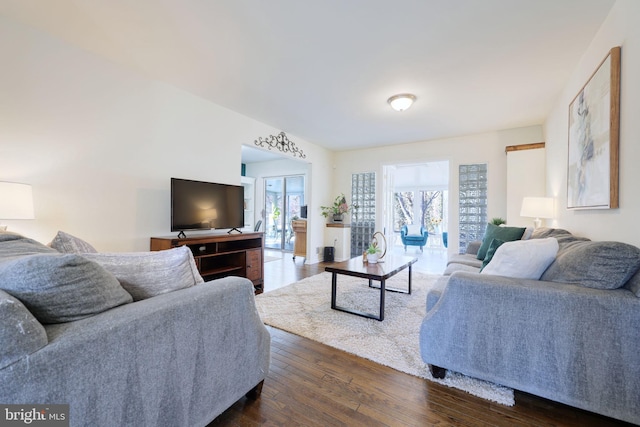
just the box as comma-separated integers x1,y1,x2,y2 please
367,253,378,264
333,213,343,222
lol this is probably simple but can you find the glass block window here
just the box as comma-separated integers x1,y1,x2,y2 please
458,164,487,253
351,172,376,257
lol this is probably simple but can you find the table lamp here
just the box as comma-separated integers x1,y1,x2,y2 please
0,182,35,231
520,197,553,229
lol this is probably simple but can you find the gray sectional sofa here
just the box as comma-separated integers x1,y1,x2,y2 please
0,232,270,427
420,227,640,425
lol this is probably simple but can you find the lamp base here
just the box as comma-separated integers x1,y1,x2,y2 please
533,218,542,229
0,225,6,231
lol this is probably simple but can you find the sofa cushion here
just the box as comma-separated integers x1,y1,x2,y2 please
0,289,48,369
541,241,640,289
0,253,132,324
0,231,57,261
49,230,98,253
406,224,422,236
476,223,526,260
481,237,559,280
443,262,481,276
82,246,204,301
480,238,505,271
447,253,483,269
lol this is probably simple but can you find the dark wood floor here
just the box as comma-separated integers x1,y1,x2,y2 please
209,255,633,427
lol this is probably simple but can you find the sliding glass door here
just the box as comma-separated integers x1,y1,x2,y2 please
264,175,305,251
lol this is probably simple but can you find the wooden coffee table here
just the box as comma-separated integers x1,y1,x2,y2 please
325,254,417,321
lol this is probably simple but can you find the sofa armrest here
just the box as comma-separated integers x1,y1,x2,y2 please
0,290,48,369
0,277,271,426
420,271,640,423
425,276,449,311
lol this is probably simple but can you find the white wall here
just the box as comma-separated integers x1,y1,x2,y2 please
506,148,546,227
332,125,543,255
544,0,640,246
0,16,332,252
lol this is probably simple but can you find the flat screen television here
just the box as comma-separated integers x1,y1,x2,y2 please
171,178,244,235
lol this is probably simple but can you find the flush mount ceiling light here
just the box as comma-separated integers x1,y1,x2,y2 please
387,93,416,112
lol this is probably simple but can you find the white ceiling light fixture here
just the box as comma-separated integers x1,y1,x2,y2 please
387,94,416,112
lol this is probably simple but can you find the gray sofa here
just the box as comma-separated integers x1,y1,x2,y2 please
0,232,270,427
420,227,640,425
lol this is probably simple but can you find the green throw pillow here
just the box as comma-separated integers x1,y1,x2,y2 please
476,223,526,260
480,238,505,271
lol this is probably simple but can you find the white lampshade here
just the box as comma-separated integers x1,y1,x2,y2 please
520,197,553,228
0,182,35,220
387,94,416,112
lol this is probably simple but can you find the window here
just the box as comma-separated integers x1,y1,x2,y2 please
458,164,487,253
393,191,445,234
393,191,414,231
264,175,305,251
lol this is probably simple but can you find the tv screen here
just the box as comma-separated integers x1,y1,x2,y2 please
171,178,244,232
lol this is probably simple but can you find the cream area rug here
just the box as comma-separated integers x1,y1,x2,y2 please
255,271,515,406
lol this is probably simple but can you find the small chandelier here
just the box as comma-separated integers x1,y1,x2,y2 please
387,93,416,112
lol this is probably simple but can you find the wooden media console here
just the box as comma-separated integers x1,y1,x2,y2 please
150,232,264,294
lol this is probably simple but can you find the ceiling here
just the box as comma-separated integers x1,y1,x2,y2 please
0,0,615,151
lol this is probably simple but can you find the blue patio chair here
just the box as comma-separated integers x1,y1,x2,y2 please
401,224,429,252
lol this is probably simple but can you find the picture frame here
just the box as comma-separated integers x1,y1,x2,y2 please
567,46,621,210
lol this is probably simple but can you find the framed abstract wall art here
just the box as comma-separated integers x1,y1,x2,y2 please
567,46,621,209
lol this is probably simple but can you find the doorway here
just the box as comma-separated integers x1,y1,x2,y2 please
382,161,449,251
264,175,305,251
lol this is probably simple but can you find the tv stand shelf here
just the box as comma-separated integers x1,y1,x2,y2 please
150,232,264,294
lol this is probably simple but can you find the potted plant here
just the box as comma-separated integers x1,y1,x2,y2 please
491,217,506,226
366,242,381,264
320,194,351,222
272,206,281,221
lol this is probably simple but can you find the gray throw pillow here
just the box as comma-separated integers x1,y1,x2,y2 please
476,223,526,260
0,253,132,324
0,231,57,262
541,241,640,290
49,231,98,253
0,289,48,369
81,246,204,301
530,227,572,239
